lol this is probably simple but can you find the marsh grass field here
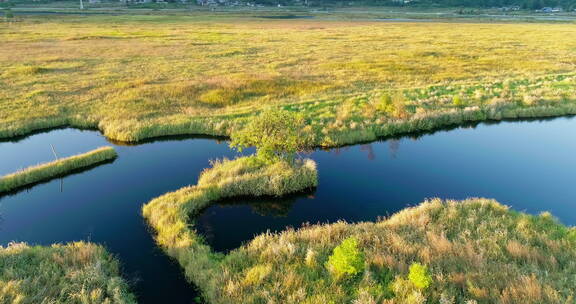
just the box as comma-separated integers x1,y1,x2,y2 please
0,242,136,304
1,12,576,144
3,8,576,304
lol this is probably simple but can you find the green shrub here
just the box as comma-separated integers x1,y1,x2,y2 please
453,95,464,107
326,237,365,279
569,228,576,242
408,263,432,290
230,108,305,163
376,94,394,113
376,94,408,118
3,9,14,19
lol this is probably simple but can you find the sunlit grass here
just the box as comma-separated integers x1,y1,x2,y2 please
142,156,317,301
143,154,576,303
0,242,136,304
1,14,575,143
146,191,576,303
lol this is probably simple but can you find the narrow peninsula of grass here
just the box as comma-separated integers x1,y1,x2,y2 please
145,193,576,303
142,156,317,301
0,146,117,193
0,242,136,304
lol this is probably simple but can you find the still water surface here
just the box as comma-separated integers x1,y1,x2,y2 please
1,117,575,303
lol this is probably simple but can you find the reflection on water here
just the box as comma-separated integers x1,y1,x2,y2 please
196,116,576,253
196,192,314,253
0,159,117,198
327,140,400,161
360,144,376,160
1,116,575,303
0,129,235,304
388,139,400,159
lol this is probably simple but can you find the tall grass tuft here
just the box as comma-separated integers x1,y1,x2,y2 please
0,146,117,193
0,242,136,304
146,194,576,303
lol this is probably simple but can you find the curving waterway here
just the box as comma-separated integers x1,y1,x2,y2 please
1,117,575,303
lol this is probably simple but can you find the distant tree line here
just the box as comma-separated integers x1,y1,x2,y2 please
4,0,574,10
295,0,575,9
253,0,574,10
405,0,574,9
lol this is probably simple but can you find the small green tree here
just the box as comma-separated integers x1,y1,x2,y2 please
4,9,14,20
408,263,432,290
230,108,305,164
376,93,408,118
326,237,365,280
376,94,394,113
452,96,464,108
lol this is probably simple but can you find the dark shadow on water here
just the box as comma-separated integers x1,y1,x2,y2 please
2,114,573,149
195,189,316,253
322,115,576,151
0,125,229,147
109,134,229,147
0,158,116,199
0,126,99,144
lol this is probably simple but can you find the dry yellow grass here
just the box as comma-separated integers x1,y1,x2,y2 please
1,14,575,143
144,186,576,303
0,242,136,304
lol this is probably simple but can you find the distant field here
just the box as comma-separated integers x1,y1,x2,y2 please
1,13,575,143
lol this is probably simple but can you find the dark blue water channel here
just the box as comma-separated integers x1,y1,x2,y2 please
1,117,575,303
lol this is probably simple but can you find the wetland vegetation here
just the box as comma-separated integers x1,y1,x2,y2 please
0,146,117,193
147,194,576,303
142,156,318,302
1,13,576,145
2,7,576,304
0,242,135,304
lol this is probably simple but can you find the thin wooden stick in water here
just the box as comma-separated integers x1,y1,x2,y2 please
50,144,59,161
0,146,117,193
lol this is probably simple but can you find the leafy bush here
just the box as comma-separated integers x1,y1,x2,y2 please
408,263,432,290
326,237,365,279
376,94,395,113
376,94,408,118
3,9,14,19
230,108,305,163
453,96,464,107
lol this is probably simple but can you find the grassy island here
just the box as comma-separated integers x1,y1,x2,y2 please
0,242,136,304
142,156,318,302
1,14,576,145
145,195,576,304
0,146,117,193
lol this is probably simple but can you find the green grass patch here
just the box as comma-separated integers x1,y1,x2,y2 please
0,242,135,304
0,146,117,193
